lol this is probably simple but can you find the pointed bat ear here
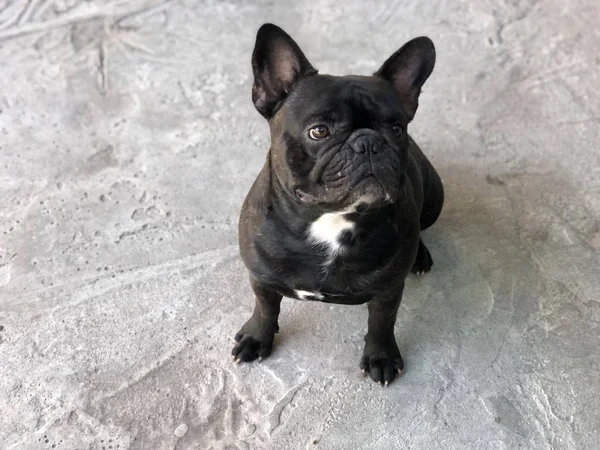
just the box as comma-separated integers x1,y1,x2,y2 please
375,37,436,121
251,23,317,118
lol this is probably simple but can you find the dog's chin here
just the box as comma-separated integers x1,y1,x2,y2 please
295,176,396,211
346,176,396,209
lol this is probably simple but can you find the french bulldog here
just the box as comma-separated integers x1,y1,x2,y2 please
233,23,444,385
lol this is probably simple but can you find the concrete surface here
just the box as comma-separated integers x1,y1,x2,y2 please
1,0,599,448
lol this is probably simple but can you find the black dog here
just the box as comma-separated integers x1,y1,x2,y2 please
233,24,444,385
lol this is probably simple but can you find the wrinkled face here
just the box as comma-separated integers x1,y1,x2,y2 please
250,24,435,211
269,75,410,210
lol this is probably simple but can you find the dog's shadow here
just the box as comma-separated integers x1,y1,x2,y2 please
277,162,565,376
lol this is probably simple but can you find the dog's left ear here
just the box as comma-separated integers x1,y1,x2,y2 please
375,37,436,121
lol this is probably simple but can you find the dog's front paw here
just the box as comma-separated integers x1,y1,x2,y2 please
232,320,277,363
360,339,404,386
411,239,433,275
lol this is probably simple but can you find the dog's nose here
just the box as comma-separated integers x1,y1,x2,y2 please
353,135,380,154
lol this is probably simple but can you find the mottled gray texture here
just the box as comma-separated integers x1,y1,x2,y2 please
1,0,599,449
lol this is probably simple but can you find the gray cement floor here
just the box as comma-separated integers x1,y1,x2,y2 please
1,0,599,449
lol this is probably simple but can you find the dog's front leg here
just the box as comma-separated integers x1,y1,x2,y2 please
232,278,282,363
360,285,405,385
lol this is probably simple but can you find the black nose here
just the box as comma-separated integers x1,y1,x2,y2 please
352,134,380,154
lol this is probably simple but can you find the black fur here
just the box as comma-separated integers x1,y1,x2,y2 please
234,24,444,385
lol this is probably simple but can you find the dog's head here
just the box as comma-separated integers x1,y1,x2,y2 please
251,24,435,210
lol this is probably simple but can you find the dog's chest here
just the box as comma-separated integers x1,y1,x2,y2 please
307,210,356,258
293,207,404,297
255,204,413,302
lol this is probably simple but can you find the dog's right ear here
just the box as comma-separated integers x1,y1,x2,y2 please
251,24,317,118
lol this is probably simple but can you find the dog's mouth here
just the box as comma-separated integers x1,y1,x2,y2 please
295,188,318,204
295,173,394,207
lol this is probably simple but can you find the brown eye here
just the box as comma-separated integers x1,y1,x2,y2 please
309,125,329,140
393,125,404,136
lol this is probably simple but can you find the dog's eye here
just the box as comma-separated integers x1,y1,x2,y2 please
309,125,330,140
392,125,404,136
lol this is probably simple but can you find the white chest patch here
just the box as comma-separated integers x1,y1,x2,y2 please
308,211,355,253
307,198,372,261
295,290,325,301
